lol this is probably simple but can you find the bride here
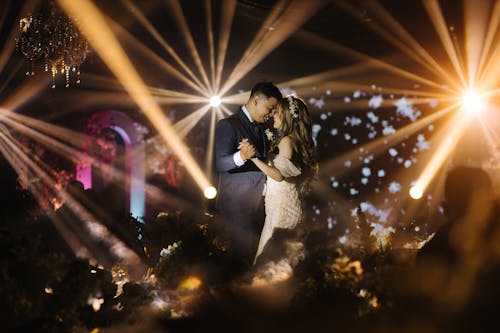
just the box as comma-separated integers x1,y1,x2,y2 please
245,95,318,264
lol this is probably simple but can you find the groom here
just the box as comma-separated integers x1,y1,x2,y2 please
215,81,282,271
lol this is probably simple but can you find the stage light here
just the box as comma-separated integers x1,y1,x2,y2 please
204,186,217,199
209,95,221,107
409,185,423,200
461,89,485,114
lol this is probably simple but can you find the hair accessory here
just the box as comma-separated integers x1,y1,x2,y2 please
287,95,299,119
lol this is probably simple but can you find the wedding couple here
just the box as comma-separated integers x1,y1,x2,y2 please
214,81,317,274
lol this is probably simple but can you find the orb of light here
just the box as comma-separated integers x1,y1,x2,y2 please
461,90,485,114
209,95,221,107
204,186,217,199
409,185,423,200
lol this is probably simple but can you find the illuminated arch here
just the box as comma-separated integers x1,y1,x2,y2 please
76,110,146,220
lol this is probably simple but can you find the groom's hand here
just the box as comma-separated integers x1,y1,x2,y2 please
239,138,255,160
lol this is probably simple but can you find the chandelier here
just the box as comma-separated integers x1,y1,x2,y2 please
16,1,89,88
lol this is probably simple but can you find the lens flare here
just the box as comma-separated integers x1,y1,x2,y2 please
409,185,423,200
209,95,221,107
461,89,485,113
204,186,217,199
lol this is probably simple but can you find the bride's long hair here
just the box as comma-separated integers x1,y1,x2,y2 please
271,96,318,185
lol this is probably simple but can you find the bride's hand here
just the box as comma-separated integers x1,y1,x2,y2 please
239,138,255,160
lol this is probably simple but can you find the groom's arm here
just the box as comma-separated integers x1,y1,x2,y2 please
215,120,242,172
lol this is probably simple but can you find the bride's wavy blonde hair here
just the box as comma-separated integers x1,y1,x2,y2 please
271,96,318,185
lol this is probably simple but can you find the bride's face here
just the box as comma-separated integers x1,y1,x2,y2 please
273,107,282,129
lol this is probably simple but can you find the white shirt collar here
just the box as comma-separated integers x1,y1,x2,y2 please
241,105,254,123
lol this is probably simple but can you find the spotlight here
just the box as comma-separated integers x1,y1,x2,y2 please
461,89,485,114
409,185,423,200
209,96,221,107
204,186,217,199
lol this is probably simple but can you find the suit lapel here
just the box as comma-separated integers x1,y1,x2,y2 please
236,108,259,142
236,108,264,156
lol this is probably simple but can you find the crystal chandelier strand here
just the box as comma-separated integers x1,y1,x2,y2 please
16,0,89,87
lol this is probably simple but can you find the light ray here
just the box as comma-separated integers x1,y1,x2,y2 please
174,104,212,138
464,0,490,83
220,0,329,95
280,77,451,99
337,0,460,90
119,0,208,94
0,107,84,147
221,91,248,105
220,104,236,116
82,73,207,103
107,16,209,96
204,0,216,86
0,127,142,268
221,0,286,92
295,30,454,92
215,106,224,120
422,0,466,86
0,1,10,32
1,74,52,111
57,0,212,192
0,115,91,166
412,110,473,197
205,108,217,178
165,0,212,93
214,0,236,91
476,1,500,83
0,59,24,95
477,114,500,163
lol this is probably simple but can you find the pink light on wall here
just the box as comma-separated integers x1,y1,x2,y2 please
76,110,146,220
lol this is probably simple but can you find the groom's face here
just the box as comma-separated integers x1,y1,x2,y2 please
253,95,278,123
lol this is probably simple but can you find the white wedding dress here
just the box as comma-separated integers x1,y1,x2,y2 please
254,154,302,263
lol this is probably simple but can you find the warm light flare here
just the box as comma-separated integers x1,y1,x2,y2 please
461,89,486,113
409,185,423,200
209,95,221,107
204,186,217,199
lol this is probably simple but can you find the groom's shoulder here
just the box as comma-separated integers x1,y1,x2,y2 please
219,110,242,126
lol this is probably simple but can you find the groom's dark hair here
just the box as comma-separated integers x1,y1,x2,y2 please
250,81,282,100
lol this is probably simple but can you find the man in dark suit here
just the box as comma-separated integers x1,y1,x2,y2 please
215,81,282,272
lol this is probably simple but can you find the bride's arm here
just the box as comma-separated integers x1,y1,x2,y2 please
251,136,294,182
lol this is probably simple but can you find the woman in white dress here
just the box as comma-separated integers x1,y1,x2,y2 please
248,95,318,264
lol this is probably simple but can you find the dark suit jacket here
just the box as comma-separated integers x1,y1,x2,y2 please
214,107,267,218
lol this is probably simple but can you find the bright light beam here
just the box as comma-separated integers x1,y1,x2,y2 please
204,0,216,86
209,95,221,107
107,16,209,97
461,89,486,114
220,0,329,96
337,0,460,90
422,0,466,86
214,0,236,91
295,30,453,92
173,104,212,138
166,0,212,93
476,1,500,83
205,107,217,181
119,0,208,94
464,0,489,84
411,111,473,199
57,0,212,192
